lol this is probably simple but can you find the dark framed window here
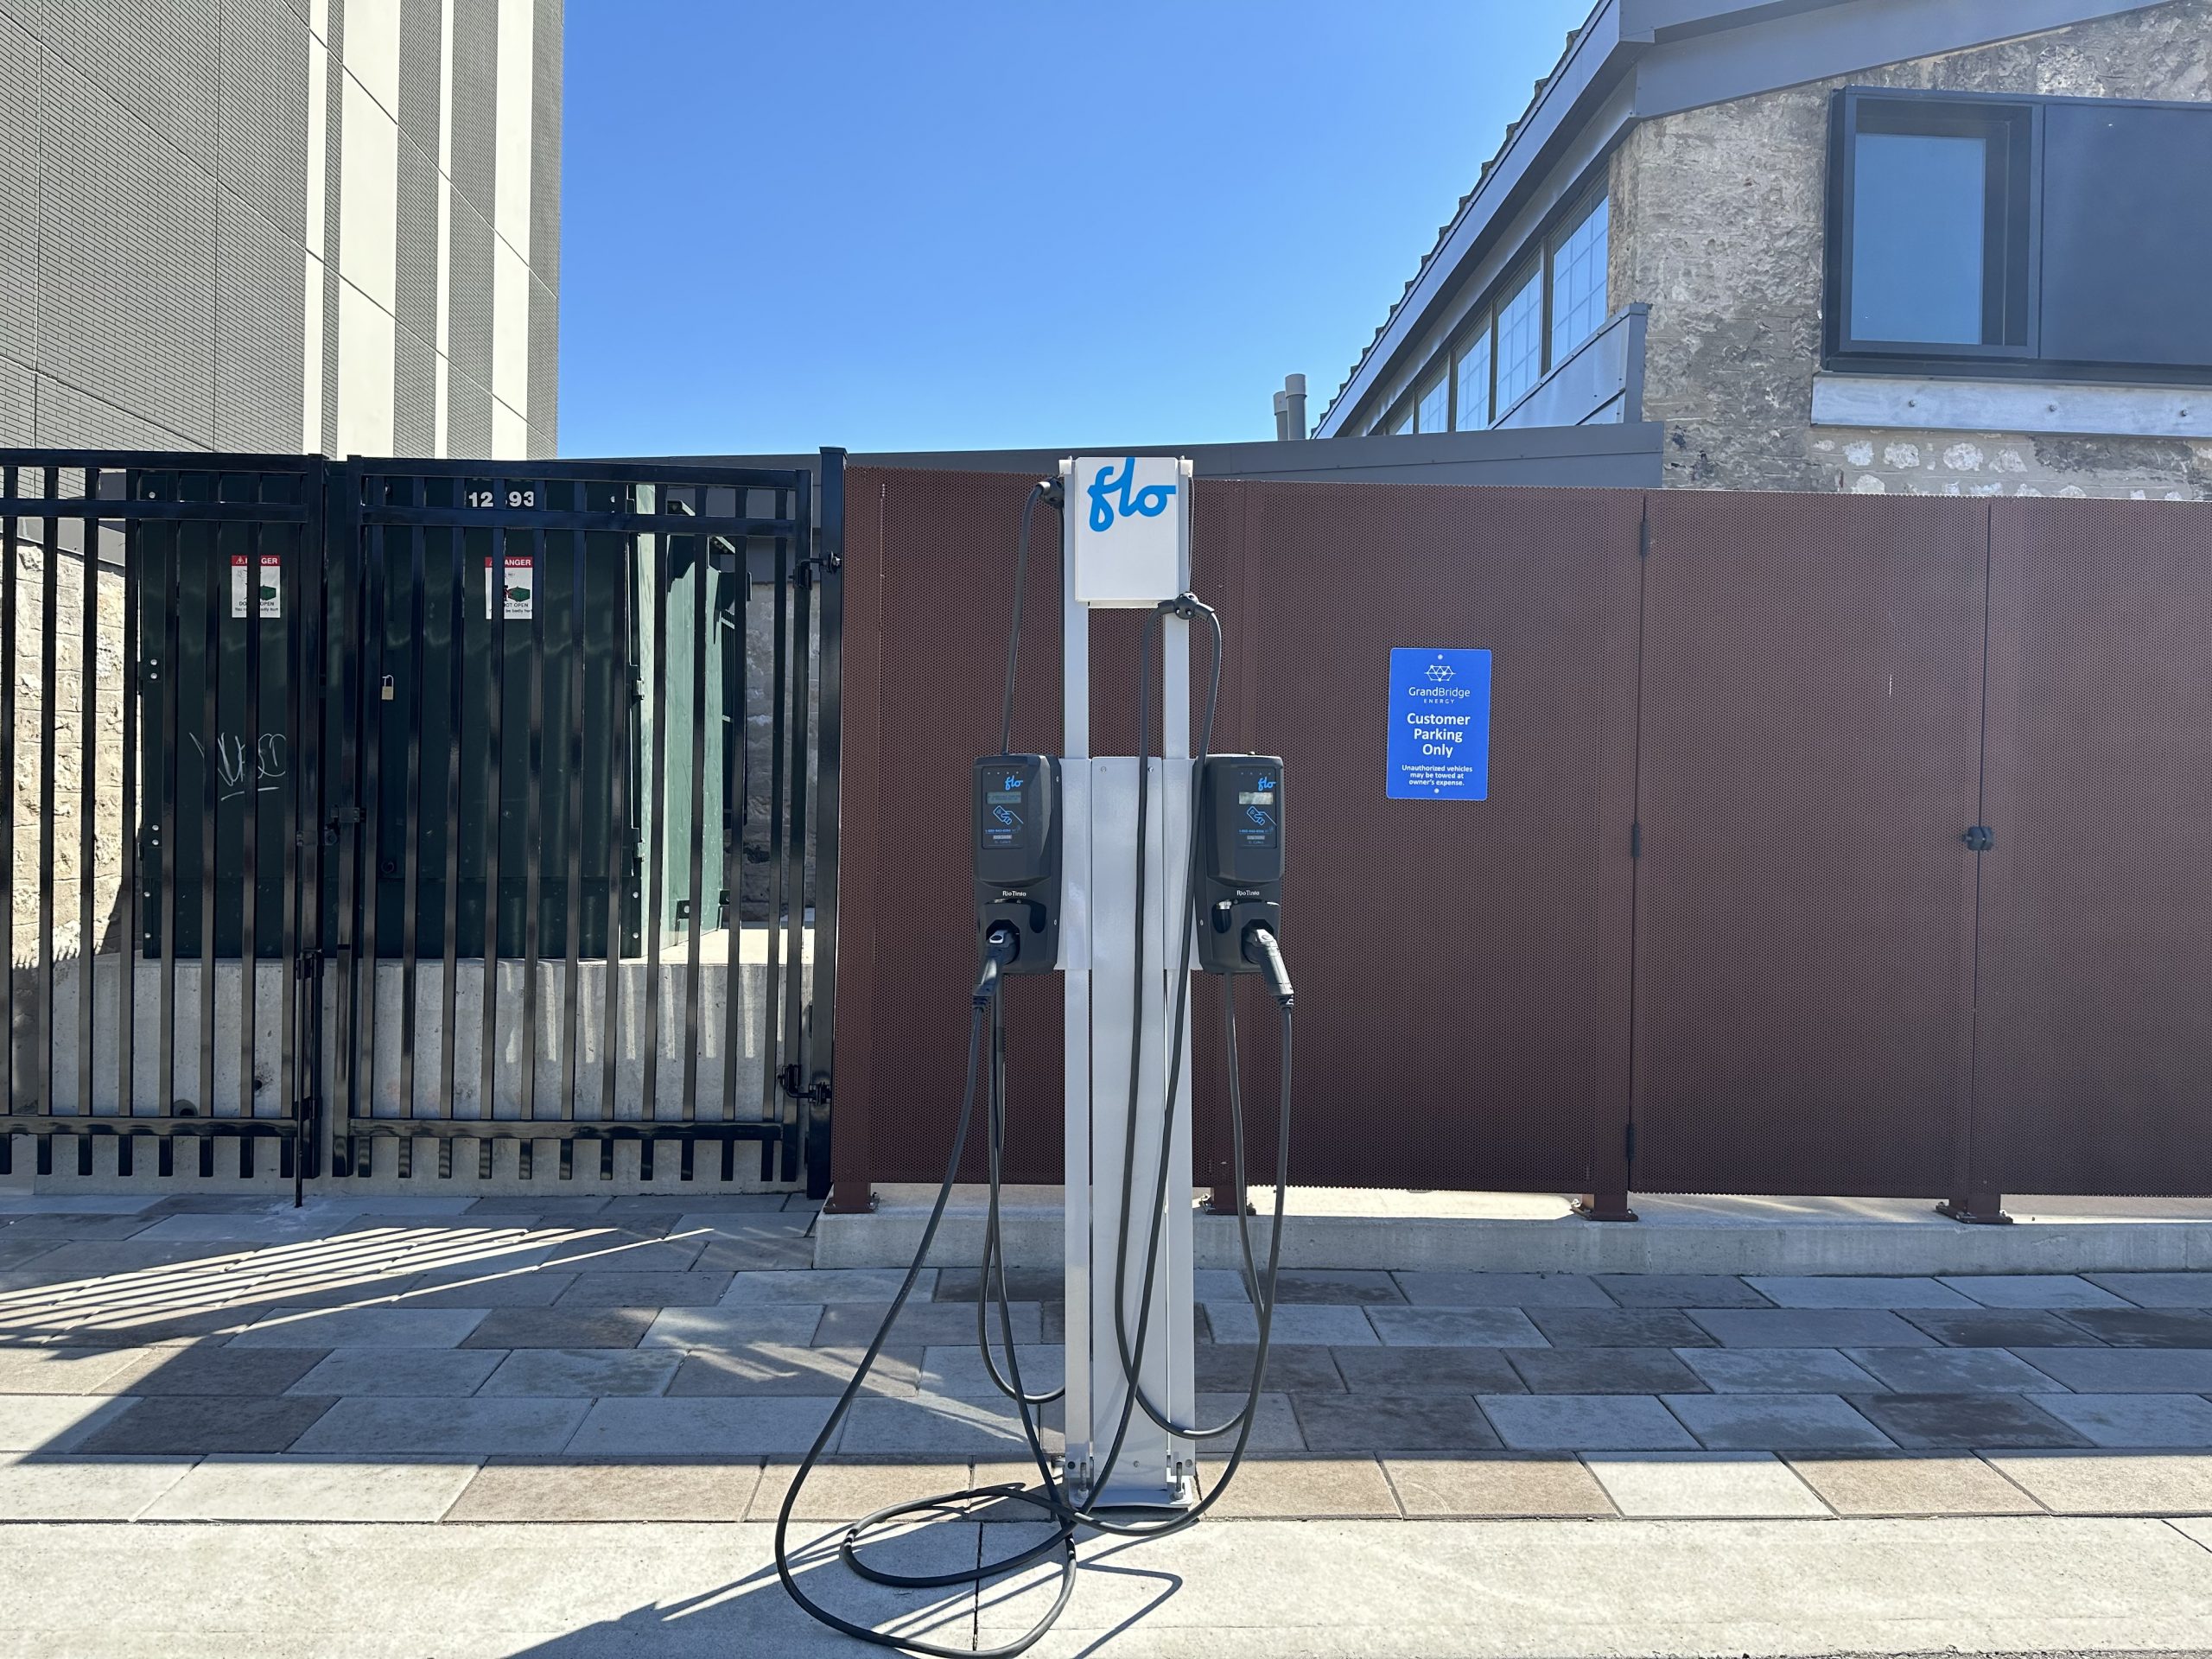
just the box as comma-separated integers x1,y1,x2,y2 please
1827,90,2036,364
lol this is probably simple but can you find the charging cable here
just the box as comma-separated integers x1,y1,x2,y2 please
775,501,1297,1655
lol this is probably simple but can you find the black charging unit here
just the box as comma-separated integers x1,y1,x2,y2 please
973,753,1061,973
1197,754,1285,978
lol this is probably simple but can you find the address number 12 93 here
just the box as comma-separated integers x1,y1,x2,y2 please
467,488,537,509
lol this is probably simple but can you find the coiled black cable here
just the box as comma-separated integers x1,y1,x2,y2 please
775,490,1294,1652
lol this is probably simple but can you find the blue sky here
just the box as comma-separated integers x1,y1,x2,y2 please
558,1,1594,458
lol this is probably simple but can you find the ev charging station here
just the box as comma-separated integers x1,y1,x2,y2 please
781,457,1294,1657
1059,453,1200,1509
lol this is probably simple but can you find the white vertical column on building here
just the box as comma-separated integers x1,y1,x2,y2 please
336,0,402,460
491,0,534,459
434,0,457,456
302,0,331,453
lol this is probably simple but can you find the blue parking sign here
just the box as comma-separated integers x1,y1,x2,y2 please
1388,648,1491,801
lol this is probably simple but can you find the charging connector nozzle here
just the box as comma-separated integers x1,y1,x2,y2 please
973,925,1020,1007
1242,925,1294,1008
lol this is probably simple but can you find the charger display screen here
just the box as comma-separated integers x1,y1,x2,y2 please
981,772,1029,851
1232,770,1279,851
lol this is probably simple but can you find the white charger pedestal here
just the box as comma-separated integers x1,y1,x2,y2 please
1057,455,1198,1508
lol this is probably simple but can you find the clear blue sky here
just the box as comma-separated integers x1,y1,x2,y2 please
558,0,1595,458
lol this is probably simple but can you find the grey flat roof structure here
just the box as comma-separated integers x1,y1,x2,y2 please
642,422,1665,492
1313,0,2174,436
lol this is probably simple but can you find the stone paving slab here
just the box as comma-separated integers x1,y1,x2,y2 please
459,1307,656,1349
920,1342,1062,1395
291,1397,588,1457
77,1395,337,1455
1852,1392,2089,1450
569,1395,839,1459
0,1344,152,1393
1363,1306,1545,1347
2065,1307,2212,1347
1394,1272,1610,1307
1988,1449,2212,1514
1662,1392,1893,1452
0,1395,139,1452
1842,1344,2065,1394
1902,1307,2109,1346
812,1300,1037,1347
1675,1346,1887,1394
1585,1452,1827,1518
724,1268,923,1305
2031,1391,2212,1448
1478,1394,1699,1452
1204,1456,1400,1518
663,1343,918,1397
1382,1454,1616,1517
834,1391,1064,1457
0,1457,194,1520
229,1308,486,1349
449,1459,760,1522
94,1345,327,1396
1745,1276,1978,1310
1326,1344,1514,1394
1524,1307,1715,1348
1198,1343,1344,1393
556,1270,732,1306
2010,1344,2212,1391
638,1305,827,1349
478,1348,683,1397
1594,1274,1774,1308
1787,1452,2044,1516
2088,1272,2212,1306
286,1349,503,1397
1205,1303,1376,1345
1938,1274,2133,1309
1504,1345,1708,1395
1688,1307,1938,1348
143,1456,478,1522
1291,1393,1494,1453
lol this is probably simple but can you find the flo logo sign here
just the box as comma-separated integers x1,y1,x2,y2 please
1085,455,1178,532
1069,454,1188,608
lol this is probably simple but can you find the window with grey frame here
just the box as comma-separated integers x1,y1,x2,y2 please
1827,91,2032,365
1825,86,2212,381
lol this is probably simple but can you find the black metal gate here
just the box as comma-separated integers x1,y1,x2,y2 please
0,448,843,1192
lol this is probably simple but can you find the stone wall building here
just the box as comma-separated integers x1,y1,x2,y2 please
1312,0,2212,503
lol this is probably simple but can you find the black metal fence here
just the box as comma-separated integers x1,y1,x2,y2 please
0,448,843,1192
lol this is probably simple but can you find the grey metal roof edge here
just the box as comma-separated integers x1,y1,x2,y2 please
1313,0,2180,438
614,423,1666,486
1313,0,1635,436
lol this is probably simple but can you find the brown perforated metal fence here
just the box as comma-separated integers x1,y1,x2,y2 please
830,467,2212,1218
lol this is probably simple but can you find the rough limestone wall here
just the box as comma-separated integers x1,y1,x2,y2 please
9,534,129,976
1608,0,2212,496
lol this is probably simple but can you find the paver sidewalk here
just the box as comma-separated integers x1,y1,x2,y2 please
10,1193,2212,1653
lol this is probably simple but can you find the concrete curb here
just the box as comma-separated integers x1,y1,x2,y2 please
815,1205,2212,1274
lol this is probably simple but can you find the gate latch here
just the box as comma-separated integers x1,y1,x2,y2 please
1962,825,1996,853
779,1065,830,1106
